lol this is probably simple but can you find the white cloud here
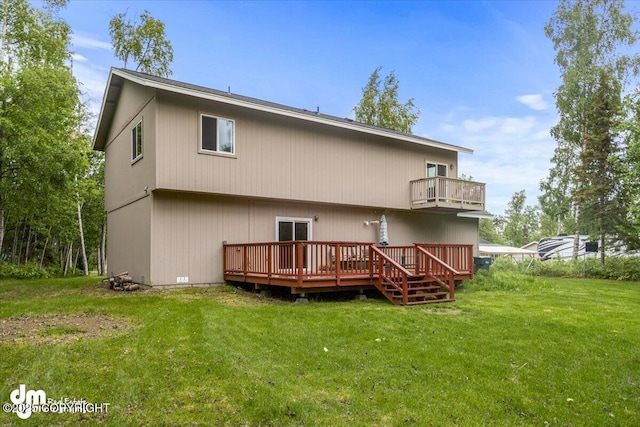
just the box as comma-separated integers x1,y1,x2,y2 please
436,111,558,214
516,94,550,111
71,34,112,51
499,116,535,134
72,53,88,62
462,117,497,133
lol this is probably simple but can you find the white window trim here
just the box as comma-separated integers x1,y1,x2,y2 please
275,216,313,241
131,119,143,164
198,112,236,156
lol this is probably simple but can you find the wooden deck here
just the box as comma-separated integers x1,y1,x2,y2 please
223,241,473,305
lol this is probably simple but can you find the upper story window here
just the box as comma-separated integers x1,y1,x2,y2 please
131,120,143,162
200,113,235,155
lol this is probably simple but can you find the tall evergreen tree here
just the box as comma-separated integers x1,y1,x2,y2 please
573,71,625,263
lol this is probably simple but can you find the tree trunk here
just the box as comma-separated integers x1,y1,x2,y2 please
0,199,4,261
76,200,89,276
39,226,51,269
600,204,606,265
64,243,72,276
17,223,27,264
11,222,18,263
573,230,580,261
73,246,80,275
24,225,32,264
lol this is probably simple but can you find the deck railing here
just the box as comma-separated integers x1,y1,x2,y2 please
224,241,473,285
379,243,473,276
224,241,374,286
410,177,485,210
370,245,412,305
416,246,458,300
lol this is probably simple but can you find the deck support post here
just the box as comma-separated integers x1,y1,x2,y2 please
296,242,304,287
354,289,367,301
335,243,341,286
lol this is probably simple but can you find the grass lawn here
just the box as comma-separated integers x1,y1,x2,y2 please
0,275,639,426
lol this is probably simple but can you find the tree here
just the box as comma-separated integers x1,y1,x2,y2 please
0,0,98,277
0,0,86,258
619,92,640,251
479,218,506,245
572,71,625,263
500,190,541,248
541,0,640,257
109,10,174,77
353,66,420,133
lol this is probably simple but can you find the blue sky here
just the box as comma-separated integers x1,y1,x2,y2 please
58,0,564,215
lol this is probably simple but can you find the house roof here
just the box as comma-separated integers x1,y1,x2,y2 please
92,68,474,154
479,241,538,257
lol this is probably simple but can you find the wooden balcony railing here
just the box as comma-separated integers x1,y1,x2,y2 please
410,177,485,211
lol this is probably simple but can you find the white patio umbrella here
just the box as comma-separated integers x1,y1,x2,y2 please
379,215,389,246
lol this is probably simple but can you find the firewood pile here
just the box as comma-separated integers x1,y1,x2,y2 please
105,272,140,291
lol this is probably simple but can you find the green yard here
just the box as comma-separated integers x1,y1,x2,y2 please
0,275,638,426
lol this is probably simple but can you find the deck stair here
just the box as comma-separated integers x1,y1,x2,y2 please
370,245,457,305
223,241,469,305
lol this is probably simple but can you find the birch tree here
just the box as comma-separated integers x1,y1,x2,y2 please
354,66,420,133
109,10,174,77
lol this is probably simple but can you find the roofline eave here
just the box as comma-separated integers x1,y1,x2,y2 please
107,68,474,155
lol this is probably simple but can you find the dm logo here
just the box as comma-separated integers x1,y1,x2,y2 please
10,384,46,419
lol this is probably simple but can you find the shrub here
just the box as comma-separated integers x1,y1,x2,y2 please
528,256,640,281
0,262,61,280
462,256,551,292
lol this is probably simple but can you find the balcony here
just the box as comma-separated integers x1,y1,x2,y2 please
410,177,485,212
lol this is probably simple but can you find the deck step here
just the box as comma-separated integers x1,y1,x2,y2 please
405,298,455,305
391,291,448,298
406,286,441,291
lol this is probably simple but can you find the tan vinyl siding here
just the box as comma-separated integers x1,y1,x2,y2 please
104,81,157,213
107,195,151,284
155,91,456,210
150,191,477,285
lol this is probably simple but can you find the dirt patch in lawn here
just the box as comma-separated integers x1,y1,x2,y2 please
0,313,134,346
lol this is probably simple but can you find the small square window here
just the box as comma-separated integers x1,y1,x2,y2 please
131,120,143,162
200,114,234,155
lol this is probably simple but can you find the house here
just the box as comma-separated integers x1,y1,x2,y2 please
520,240,539,255
93,68,487,304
